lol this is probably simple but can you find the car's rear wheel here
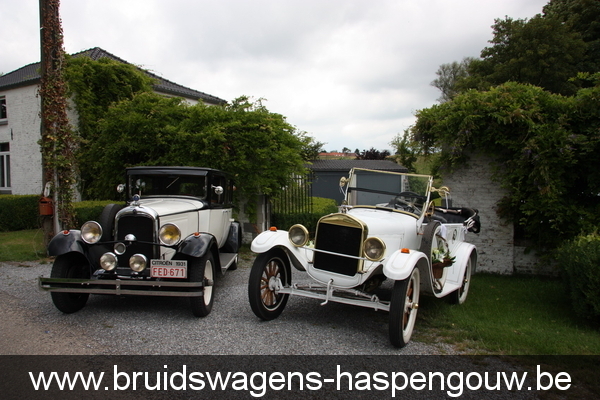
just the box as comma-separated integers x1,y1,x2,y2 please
389,267,420,348
189,252,215,317
248,248,291,320
50,253,90,313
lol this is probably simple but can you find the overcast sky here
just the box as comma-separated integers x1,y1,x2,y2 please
2,0,549,152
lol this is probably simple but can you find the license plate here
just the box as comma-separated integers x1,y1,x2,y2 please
150,260,187,279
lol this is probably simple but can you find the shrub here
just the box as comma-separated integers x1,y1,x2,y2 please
556,233,600,323
0,195,40,231
272,197,338,236
72,200,116,228
0,196,116,231
312,197,339,214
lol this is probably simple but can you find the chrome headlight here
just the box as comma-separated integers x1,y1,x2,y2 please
363,237,386,261
81,221,103,244
288,224,309,247
159,223,182,246
100,252,118,271
129,253,147,272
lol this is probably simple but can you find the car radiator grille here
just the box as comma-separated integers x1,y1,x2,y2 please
116,215,155,271
314,222,363,276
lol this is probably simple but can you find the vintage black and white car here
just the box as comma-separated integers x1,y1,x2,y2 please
39,166,241,317
248,168,480,347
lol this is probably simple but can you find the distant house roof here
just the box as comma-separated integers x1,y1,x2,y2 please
318,151,357,158
0,47,226,105
308,159,408,172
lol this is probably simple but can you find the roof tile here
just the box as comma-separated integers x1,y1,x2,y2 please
0,47,226,105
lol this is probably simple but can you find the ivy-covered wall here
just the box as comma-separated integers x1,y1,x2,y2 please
442,153,551,275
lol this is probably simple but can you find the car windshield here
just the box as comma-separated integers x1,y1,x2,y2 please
343,168,433,214
128,174,207,199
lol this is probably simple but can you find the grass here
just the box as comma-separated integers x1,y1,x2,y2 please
0,229,47,262
415,273,600,355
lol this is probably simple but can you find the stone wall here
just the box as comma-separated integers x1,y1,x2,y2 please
441,153,515,274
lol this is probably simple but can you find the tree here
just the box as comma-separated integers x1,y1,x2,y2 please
460,15,586,96
355,147,391,160
298,133,325,160
411,77,600,250
430,58,474,102
66,56,156,198
389,130,418,172
81,92,309,217
65,58,317,218
66,56,155,141
543,0,600,74
39,0,77,230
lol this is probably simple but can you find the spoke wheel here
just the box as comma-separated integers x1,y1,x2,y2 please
50,254,90,314
389,267,420,348
248,249,291,320
448,255,472,305
189,252,215,317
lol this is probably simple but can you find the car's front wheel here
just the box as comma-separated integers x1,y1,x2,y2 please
189,252,215,317
50,253,90,313
248,248,291,320
389,267,420,348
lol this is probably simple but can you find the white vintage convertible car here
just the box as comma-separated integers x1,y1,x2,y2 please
248,168,480,347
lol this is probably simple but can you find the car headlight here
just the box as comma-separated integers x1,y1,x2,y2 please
100,252,118,271
159,223,182,246
129,253,147,272
363,237,386,261
288,224,309,247
81,221,103,244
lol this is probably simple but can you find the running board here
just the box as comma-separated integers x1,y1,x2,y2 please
219,253,238,272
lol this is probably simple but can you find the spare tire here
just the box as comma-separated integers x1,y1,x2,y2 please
98,203,124,242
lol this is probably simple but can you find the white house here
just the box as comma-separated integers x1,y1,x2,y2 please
0,47,226,196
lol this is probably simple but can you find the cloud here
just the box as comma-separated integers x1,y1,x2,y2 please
2,0,549,152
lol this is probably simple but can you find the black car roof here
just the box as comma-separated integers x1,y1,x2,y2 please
126,166,223,176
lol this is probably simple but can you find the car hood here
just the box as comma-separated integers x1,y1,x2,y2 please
346,207,420,250
137,197,205,217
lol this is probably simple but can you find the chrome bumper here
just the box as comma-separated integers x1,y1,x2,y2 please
38,276,212,297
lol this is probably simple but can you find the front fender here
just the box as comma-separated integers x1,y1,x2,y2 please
383,249,429,281
178,233,216,259
251,230,310,271
47,230,86,257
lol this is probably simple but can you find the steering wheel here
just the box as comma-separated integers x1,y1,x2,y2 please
388,192,425,213
389,197,415,213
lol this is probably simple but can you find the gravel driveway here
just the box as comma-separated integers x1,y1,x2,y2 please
0,255,459,356
0,257,556,399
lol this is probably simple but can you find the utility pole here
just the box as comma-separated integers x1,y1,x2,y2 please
39,0,76,243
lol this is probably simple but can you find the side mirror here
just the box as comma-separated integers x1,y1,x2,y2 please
116,184,125,193
339,177,348,187
212,185,224,196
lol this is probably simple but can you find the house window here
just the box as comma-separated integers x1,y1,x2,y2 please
0,97,7,121
0,143,10,191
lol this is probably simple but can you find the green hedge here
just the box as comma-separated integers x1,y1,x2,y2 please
272,197,338,235
0,195,115,231
73,200,116,228
556,233,600,323
0,195,40,231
